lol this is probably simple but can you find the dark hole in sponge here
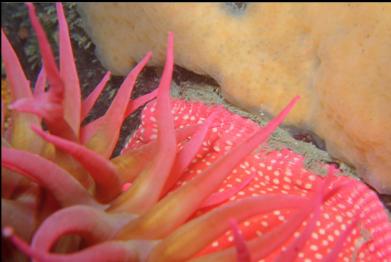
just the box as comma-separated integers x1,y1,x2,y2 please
173,65,219,87
223,2,248,15
286,126,326,150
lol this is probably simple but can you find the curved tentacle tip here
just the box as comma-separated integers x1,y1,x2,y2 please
168,31,174,43
2,226,30,255
229,219,251,262
2,226,14,238
25,2,33,9
122,182,132,192
289,95,300,108
8,98,32,111
2,225,44,261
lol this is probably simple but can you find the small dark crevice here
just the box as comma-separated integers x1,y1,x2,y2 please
173,65,219,87
378,194,391,213
223,2,248,16
286,126,326,150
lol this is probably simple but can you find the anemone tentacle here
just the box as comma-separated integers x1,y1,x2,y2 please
31,205,135,252
81,71,111,121
161,110,219,196
2,147,99,207
229,219,251,262
3,226,144,262
108,33,177,214
32,126,122,203
80,52,152,157
147,194,310,261
1,29,43,152
113,97,299,240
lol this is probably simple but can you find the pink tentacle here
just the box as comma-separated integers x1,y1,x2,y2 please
125,88,158,118
3,226,141,262
1,30,31,99
147,194,309,260
81,71,111,121
80,52,152,157
32,205,134,252
1,147,98,207
162,111,218,196
113,124,202,187
32,125,122,203
200,173,256,209
34,66,47,97
26,3,62,98
57,2,81,137
1,101,4,135
2,199,36,241
115,96,300,239
108,33,177,214
1,29,43,151
229,219,251,262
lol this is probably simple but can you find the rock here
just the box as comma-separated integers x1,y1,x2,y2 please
78,3,391,194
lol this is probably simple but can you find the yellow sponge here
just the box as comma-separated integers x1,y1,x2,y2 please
78,3,391,193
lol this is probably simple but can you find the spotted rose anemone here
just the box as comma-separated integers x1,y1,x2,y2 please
2,3,391,262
